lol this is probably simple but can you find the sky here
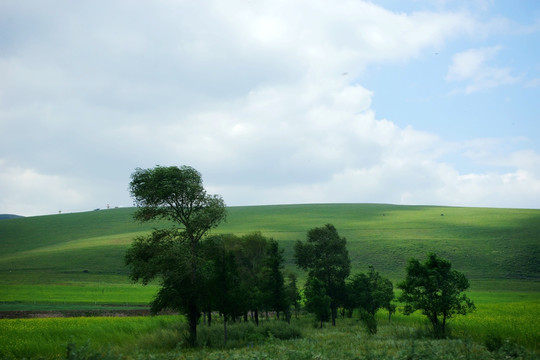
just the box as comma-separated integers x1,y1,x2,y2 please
1,0,539,216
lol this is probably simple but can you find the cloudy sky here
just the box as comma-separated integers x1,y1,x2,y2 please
1,0,539,216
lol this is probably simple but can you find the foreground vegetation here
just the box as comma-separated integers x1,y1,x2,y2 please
1,312,538,359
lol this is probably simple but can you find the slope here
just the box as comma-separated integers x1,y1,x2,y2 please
0,204,539,291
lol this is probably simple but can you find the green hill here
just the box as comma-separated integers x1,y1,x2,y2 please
0,204,539,305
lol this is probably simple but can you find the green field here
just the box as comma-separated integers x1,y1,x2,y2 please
1,307,538,359
0,204,539,358
1,204,538,300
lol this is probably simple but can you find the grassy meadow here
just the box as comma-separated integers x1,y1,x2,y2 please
1,311,538,359
0,204,539,358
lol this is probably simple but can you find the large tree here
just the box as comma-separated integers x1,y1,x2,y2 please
294,224,350,326
125,165,226,346
398,253,475,338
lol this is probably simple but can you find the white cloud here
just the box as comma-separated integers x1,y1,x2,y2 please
0,0,538,215
446,46,519,93
0,161,88,216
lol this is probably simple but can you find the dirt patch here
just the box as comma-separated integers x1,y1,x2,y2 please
0,309,157,319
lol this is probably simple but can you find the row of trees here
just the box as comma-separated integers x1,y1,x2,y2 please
294,223,475,337
294,223,395,333
125,166,475,346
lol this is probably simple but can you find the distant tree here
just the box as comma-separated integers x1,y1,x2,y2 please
346,266,394,334
125,165,226,346
398,253,475,338
204,236,242,343
294,224,350,326
304,276,331,328
260,239,288,319
285,272,301,322
226,232,269,326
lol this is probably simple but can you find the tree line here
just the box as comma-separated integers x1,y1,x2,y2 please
125,166,475,346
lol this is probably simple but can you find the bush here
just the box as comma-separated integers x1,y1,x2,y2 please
66,340,116,360
496,340,531,359
359,311,377,335
195,321,301,348
485,333,503,352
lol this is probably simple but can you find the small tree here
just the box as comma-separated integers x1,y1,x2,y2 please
226,232,271,326
398,253,475,338
304,277,331,328
294,224,350,326
347,266,394,334
125,165,226,346
204,236,242,344
285,272,301,322
260,239,288,319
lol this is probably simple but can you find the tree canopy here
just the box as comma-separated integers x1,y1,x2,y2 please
398,253,475,338
125,165,226,346
294,224,350,326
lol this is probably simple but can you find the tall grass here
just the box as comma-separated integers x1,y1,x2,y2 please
0,315,183,359
1,314,538,360
383,291,540,352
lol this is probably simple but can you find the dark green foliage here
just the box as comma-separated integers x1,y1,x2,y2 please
303,276,331,328
129,166,227,240
346,266,394,333
347,266,394,316
285,272,301,321
485,333,504,352
126,165,227,346
294,224,350,326
261,240,288,318
398,253,475,338
224,232,267,325
359,310,378,334
202,236,243,343
217,232,290,325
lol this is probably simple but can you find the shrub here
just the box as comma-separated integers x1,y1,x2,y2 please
66,340,116,360
485,332,503,352
359,311,377,335
195,321,301,348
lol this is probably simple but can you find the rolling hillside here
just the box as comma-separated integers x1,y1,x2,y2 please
1,204,539,302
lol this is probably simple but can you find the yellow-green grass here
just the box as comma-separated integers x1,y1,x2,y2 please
2,310,538,359
386,291,540,352
0,315,183,359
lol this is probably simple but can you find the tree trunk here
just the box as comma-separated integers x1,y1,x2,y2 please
224,316,228,344
208,311,212,327
255,309,259,326
331,305,337,326
187,301,198,347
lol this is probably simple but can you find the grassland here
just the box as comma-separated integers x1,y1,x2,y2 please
1,204,538,301
1,311,538,359
0,204,538,358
